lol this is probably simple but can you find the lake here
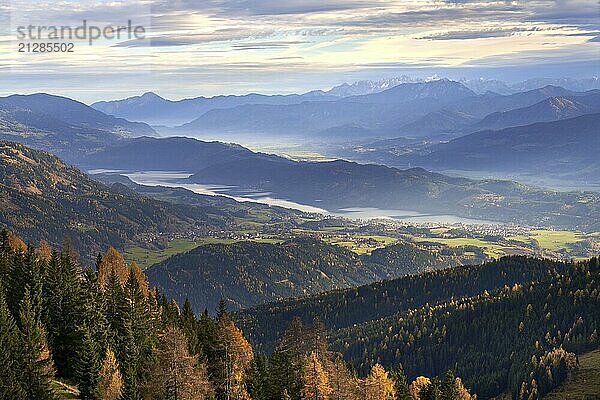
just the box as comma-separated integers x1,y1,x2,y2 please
92,170,501,225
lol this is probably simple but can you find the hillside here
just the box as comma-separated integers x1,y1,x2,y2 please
543,349,600,399
145,238,445,312
0,141,296,258
0,93,158,163
238,257,600,399
472,92,600,131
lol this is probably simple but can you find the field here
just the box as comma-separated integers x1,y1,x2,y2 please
508,229,584,251
543,349,600,399
124,236,284,268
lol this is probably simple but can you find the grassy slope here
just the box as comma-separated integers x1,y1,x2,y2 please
543,349,600,400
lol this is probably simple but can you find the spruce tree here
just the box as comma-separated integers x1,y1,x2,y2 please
391,364,411,400
0,292,26,400
42,253,83,379
441,370,458,400
18,287,56,400
74,324,102,400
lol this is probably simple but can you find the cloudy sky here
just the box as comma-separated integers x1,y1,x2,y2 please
1,0,598,102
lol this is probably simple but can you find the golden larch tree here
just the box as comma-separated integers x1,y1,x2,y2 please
409,376,431,400
141,326,213,400
302,351,333,400
215,318,254,400
98,247,129,288
363,364,395,400
98,348,123,400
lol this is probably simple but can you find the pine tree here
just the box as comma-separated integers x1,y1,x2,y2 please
301,351,332,400
441,370,457,400
247,353,269,400
42,253,83,379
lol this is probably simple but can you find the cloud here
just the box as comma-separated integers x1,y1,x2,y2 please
419,27,550,40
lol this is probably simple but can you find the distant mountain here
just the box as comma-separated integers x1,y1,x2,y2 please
0,141,295,258
472,92,600,131
177,80,477,137
91,91,337,126
447,85,577,118
458,78,514,95
325,75,427,96
412,113,600,175
390,109,478,137
510,76,600,93
146,238,445,312
0,93,158,162
80,136,277,171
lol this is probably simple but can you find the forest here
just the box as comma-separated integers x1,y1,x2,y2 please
0,229,476,400
239,257,600,399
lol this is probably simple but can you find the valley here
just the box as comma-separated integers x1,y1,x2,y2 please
1,75,599,400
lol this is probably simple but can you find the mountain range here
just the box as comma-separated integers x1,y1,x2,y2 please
0,93,158,163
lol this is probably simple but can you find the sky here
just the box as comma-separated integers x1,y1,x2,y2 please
1,0,599,103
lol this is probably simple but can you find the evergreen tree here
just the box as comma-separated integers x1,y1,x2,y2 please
42,253,83,379
247,353,269,400
391,364,411,400
18,287,56,400
74,324,102,400
0,291,26,400
441,370,457,400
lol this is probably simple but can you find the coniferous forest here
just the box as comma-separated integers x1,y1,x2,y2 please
0,230,479,400
1,228,599,399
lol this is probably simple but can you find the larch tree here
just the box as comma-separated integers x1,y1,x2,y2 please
328,354,359,400
214,314,254,400
98,349,123,400
141,326,213,400
98,247,129,288
363,364,395,400
301,351,332,400
409,377,431,400
454,378,474,400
